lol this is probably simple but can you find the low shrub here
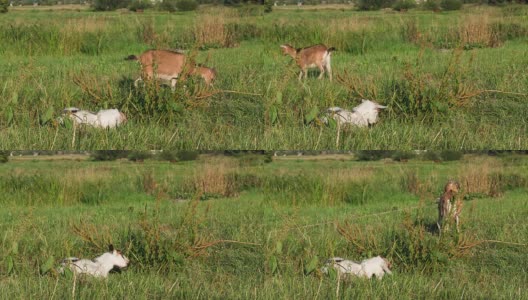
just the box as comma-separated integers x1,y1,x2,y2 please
440,0,462,10
236,153,273,167
440,150,463,161
236,5,266,17
176,151,199,162
158,0,177,12
422,151,442,161
176,0,198,11
92,0,130,11
0,151,8,163
392,151,416,162
157,151,179,162
393,0,417,11
90,151,129,161
336,209,476,274
355,151,393,161
421,0,440,11
128,151,152,162
128,0,152,11
0,0,8,13
357,0,395,10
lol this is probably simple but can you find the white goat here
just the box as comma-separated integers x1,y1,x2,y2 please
321,257,363,276
280,44,335,81
360,256,392,279
325,99,387,127
322,256,392,280
62,107,127,129
59,245,129,278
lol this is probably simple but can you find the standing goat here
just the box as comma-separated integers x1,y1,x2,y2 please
437,180,462,233
59,245,129,278
280,44,335,81
126,49,216,89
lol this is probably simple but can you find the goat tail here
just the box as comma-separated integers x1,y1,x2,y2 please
327,47,336,52
125,55,138,61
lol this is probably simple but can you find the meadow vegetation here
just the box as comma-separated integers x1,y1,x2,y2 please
0,5,527,149
0,153,527,298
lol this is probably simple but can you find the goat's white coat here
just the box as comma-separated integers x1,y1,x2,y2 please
62,107,127,129
322,256,392,280
325,100,387,127
321,257,363,276
360,256,392,279
60,249,129,278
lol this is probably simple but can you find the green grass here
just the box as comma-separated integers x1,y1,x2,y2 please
0,6,527,149
1,154,527,298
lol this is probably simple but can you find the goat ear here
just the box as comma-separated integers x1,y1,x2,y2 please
108,244,114,252
377,104,387,109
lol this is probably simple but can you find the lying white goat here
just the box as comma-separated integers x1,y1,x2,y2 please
321,257,363,276
59,245,129,278
325,100,387,127
62,107,127,129
322,256,392,280
360,256,392,279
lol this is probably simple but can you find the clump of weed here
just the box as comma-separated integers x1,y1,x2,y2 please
136,20,157,45
440,0,462,11
176,0,198,11
177,151,199,162
126,195,216,272
139,170,158,195
191,159,239,198
421,151,442,162
194,13,236,49
393,0,417,11
90,151,128,161
459,158,528,198
235,153,273,167
392,151,416,162
355,151,393,161
400,170,437,199
336,205,477,274
128,0,152,12
384,50,478,119
458,15,501,49
128,151,152,162
440,150,464,161
0,151,8,163
157,150,179,162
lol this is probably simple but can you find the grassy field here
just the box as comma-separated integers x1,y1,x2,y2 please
0,5,527,149
1,154,527,298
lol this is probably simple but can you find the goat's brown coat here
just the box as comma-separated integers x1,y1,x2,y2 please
126,50,215,87
280,44,335,81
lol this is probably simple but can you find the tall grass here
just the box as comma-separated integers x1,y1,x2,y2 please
1,8,528,149
1,157,527,298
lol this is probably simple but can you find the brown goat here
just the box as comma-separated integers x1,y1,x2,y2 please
280,44,335,81
125,50,216,89
437,180,462,233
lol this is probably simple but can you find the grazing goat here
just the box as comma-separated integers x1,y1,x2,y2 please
125,50,216,89
324,99,387,127
437,180,462,233
62,107,127,129
322,256,392,280
280,44,335,81
59,245,129,278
